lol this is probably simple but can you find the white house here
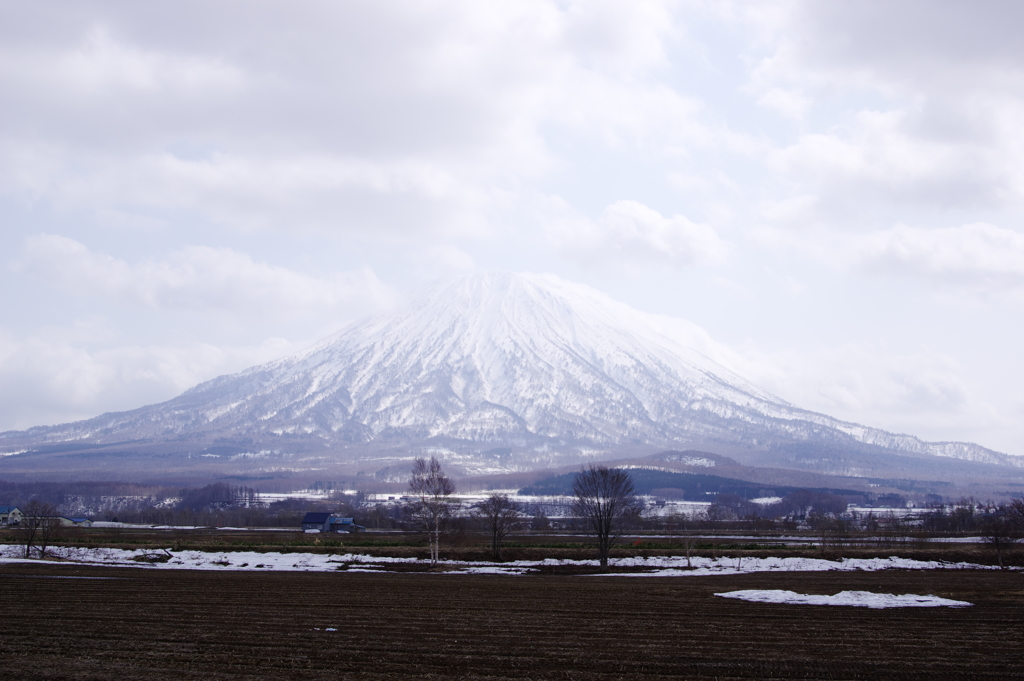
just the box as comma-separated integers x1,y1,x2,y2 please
0,506,23,526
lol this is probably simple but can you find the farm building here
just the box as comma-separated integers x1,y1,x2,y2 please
300,512,364,533
11,514,93,528
0,506,23,525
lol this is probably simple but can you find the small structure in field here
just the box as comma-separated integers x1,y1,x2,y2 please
15,514,92,528
0,506,23,526
300,512,364,533
329,517,362,532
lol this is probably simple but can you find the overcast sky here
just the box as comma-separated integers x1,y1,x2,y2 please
3,1,1024,455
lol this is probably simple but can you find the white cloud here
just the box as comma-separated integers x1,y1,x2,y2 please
602,200,727,262
860,222,1024,278
745,2,1024,216
0,2,711,236
0,322,295,431
553,199,726,268
754,220,1024,294
755,87,810,119
854,222,1024,285
766,109,1011,212
758,194,818,226
738,341,1007,447
54,151,491,235
54,25,245,93
95,207,167,231
15,234,394,316
412,245,477,278
0,24,246,102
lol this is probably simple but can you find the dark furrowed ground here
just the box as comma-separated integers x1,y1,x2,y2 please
1,563,1022,680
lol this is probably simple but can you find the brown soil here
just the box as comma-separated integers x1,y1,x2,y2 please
1,562,1022,680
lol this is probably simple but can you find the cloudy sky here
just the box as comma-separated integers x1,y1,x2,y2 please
3,1,1024,455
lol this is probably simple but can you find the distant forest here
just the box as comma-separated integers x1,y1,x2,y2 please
519,468,864,501
0,479,338,529
0,472,1011,535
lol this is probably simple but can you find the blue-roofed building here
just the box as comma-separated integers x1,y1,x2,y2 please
301,512,331,532
300,512,365,533
329,517,364,532
0,506,22,526
10,512,92,528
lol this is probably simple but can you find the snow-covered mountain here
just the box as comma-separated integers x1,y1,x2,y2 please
4,271,1017,478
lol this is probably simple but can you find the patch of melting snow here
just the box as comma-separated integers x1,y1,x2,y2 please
601,554,1006,576
715,590,972,609
10,574,122,580
0,545,1012,576
452,566,533,575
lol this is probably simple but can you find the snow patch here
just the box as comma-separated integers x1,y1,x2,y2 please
659,454,717,467
0,546,1010,578
715,589,972,609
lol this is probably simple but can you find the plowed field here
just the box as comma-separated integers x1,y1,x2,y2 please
1,562,1021,679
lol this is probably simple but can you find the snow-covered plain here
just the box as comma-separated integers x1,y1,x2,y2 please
0,545,1010,577
715,590,972,609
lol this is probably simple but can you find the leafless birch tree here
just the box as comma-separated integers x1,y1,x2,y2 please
571,464,641,570
669,508,706,569
407,457,458,566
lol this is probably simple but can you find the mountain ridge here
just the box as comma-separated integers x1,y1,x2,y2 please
1,272,1019,483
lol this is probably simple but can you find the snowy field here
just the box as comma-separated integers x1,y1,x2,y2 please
715,590,973,609
0,544,1011,577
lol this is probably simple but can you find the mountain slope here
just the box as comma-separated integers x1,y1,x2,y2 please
1,272,1018,477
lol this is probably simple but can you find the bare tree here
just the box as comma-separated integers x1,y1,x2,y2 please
811,514,852,558
980,505,1020,569
571,464,641,571
406,457,459,566
17,502,40,559
673,509,706,569
705,503,736,523
530,505,550,532
18,500,60,559
474,493,523,561
1009,497,1024,529
950,499,977,533
36,514,63,559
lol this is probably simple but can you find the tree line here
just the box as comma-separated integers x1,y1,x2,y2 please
402,458,641,569
6,465,1024,569
400,458,1024,571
